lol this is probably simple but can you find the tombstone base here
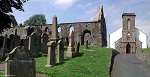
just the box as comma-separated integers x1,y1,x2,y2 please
66,47,76,58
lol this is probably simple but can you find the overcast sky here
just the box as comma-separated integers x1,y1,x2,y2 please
12,0,150,47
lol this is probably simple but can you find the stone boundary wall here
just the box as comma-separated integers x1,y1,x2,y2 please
136,49,150,65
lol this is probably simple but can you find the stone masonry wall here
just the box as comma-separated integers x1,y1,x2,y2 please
136,49,150,65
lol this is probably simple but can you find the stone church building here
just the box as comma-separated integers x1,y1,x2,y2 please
109,13,148,54
0,6,107,50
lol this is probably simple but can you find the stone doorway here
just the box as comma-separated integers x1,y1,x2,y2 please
81,30,91,45
126,44,131,54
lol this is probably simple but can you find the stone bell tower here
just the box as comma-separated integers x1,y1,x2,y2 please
122,13,136,53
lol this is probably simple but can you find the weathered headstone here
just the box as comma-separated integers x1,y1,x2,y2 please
41,33,48,55
5,46,36,77
0,34,8,59
46,16,59,67
0,36,4,48
28,32,39,56
57,39,64,63
76,42,80,54
66,30,76,58
85,40,88,49
22,39,29,48
45,41,56,67
9,34,21,51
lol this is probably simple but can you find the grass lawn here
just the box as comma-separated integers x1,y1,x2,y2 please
142,48,150,53
0,72,4,76
36,45,112,77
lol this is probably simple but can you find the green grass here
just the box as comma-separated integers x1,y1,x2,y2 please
142,48,150,53
0,72,4,77
36,45,112,77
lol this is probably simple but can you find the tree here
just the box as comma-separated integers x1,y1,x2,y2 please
0,0,28,33
24,14,46,26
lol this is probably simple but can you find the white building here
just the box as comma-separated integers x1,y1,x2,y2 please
109,13,148,53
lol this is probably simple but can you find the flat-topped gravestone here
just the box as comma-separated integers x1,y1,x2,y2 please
45,41,56,67
41,33,48,55
28,32,39,56
0,34,8,59
5,46,36,77
66,30,76,58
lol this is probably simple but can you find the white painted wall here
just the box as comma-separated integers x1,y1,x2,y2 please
109,27,148,49
136,28,148,48
109,28,122,49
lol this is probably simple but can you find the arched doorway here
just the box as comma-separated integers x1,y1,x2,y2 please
126,44,131,54
81,30,91,45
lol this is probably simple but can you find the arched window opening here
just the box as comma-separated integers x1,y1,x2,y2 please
58,27,61,37
127,19,130,30
127,33,130,41
69,26,74,31
58,27,61,33
45,27,49,35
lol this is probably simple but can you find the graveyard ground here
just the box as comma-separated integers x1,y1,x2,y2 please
36,45,112,77
142,48,150,53
0,45,112,77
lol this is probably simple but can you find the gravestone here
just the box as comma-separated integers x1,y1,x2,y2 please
85,40,88,49
45,41,56,67
5,46,36,77
50,15,59,42
76,42,80,54
0,34,8,59
46,16,59,67
22,39,29,48
57,39,64,63
66,30,76,58
28,32,39,56
0,36,4,49
9,34,21,51
41,33,48,55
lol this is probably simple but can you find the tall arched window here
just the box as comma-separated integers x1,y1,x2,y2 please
127,19,130,30
58,27,61,37
58,27,61,33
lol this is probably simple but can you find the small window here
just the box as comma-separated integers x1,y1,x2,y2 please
127,33,130,41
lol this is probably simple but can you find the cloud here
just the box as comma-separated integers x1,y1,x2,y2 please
53,0,79,9
31,0,79,9
77,3,92,9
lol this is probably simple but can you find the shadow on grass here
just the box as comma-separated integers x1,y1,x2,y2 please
63,58,70,61
76,53,84,57
56,62,65,66
109,49,120,77
55,53,84,66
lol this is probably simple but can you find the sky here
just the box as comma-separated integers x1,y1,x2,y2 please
12,0,150,47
